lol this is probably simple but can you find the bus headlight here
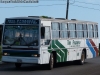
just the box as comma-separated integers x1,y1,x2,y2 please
31,54,40,57
3,53,10,56
31,54,37,57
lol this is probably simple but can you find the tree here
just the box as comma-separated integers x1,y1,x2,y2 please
41,16,53,19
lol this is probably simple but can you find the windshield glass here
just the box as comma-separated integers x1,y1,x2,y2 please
3,25,39,46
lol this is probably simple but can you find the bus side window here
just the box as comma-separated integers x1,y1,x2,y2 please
41,26,51,45
41,27,45,39
41,27,51,39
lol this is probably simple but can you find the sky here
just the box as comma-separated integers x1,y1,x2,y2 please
0,0,100,42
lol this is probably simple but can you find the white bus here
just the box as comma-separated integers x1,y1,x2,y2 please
1,16,99,70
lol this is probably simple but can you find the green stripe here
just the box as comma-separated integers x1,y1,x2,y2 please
48,40,68,62
55,40,67,62
56,49,61,62
52,40,61,62
48,40,61,62
55,40,64,62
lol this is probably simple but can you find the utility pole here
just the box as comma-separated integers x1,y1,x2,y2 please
66,0,69,19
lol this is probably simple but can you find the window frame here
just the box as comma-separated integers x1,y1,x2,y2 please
76,23,83,38
51,22,60,39
44,26,51,39
87,24,94,38
94,24,98,38
68,23,76,38
60,23,68,39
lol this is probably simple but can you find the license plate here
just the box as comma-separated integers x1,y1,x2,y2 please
17,59,22,63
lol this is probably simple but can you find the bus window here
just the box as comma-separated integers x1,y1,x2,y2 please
41,26,50,45
83,24,88,38
3,25,39,46
76,24,83,38
41,27,50,39
94,25,98,38
60,23,68,38
68,23,76,38
88,24,94,38
51,22,59,39
41,27,45,39
45,27,50,39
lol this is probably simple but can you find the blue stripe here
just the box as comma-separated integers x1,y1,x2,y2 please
86,39,96,57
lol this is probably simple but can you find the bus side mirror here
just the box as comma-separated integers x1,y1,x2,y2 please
41,27,45,39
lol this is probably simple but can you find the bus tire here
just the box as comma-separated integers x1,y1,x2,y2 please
77,51,85,65
15,63,22,69
47,53,54,70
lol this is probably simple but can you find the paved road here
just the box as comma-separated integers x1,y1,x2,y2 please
0,57,100,75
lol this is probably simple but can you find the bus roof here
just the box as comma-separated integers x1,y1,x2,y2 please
5,17,98,25
40,18,98,25
0,24,4,25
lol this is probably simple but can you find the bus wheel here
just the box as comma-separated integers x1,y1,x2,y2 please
78,51,85,65
15,63,22,69
48,53,54,70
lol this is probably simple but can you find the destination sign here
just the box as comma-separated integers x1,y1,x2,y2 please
5,19,39,24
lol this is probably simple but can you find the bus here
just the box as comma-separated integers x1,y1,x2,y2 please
1,16,99,70
0,24,3,44
0,24,3,59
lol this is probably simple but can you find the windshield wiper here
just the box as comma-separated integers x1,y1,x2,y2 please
26,40,38,46
9,33,27,46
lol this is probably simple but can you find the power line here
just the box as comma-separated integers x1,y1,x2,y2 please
0,3,100,12
75,0,100,6
0,3,66,8
69,0,75,4
71,4,100,11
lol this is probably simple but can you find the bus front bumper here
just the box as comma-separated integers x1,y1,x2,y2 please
2,56,39,64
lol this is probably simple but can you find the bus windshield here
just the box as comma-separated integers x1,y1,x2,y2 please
3,25,39,46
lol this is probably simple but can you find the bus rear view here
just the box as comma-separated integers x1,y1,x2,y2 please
2,17,40,68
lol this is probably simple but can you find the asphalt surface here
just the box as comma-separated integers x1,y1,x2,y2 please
0,57,100,75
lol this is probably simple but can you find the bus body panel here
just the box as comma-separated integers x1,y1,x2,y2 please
46,38,99,63
2,56,39,64
40,46,50,64
41,20,51,26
